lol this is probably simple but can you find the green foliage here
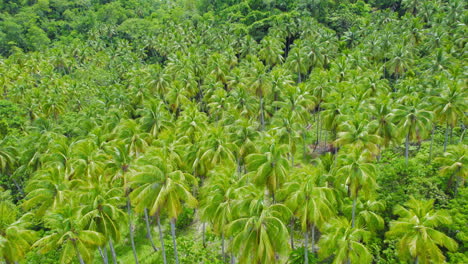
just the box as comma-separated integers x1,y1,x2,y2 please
175,208,195,230
0,0,465,263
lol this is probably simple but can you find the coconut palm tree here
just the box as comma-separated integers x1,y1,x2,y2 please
199,167,237,261
285,40,310,83
343,199,385,232
318,217,372,264
259,36,284,67
335,117,381,156
129,155,197,264
22,165,70,216
280,165,336,263
431,83,467,151
76,175,126,264
335,148,378,227
386,197,458,264
391,102,433,164
227,196,292,264
137,99,173,138
436,144,467,196
0,190,37,264
33,207,105,264
245,141,290,202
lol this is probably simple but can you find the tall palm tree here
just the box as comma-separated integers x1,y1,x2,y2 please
258,36,284,67
248,58,271,130
431,83,467,151
33,207,105,264
392,102,432,164
436,144,467,197
137,99,173,138
318,217,372,264
199,167,237,261
386,197,458,264
245,141,289,202
129,155,197,264
280,165,336,263
285,40,310,83
22,165,70,216
76,175,126,264
0,191,37,264
227,196,292,264
336,148,378,227
335,117,381,156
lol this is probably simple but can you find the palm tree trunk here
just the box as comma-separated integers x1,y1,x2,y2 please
98,246,109,264
316,112,320,145
109,239,118,264
351,197,357,228
260,95,265,130
302,128,307,161
170,218,180,264
230,238,235,264
222,232,226,263
202,222,206,248
157,213,167,264
459,124,465,144
290,218,295,249
311,224,315,253
444,122,449,152
304,228,309,264
73,241,85,264
144,208,158,252
405,132,410,165
429,127,435,163
126,198,139,264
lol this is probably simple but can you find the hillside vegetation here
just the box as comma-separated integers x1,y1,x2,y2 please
0,0,466,263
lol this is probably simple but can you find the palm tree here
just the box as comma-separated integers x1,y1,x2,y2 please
0,191,37,264
227,197,292,264
392,102,433,164
22,165,70,216
280,165,336,263
431,83,467,151
386,197,458,264
343,199,385,232
318,217,372,264
335,117,381,156
199,167,237,261
370,99,397,152
285,40,310,83
129,155,197,264
336,148,378,227
245,141,289,202
258,36,284,67
436,145,467,197
137,99,173,138
76,175,126,264
0,139,16,174
248,58,271,130
33,207,105,264
104,142,139,264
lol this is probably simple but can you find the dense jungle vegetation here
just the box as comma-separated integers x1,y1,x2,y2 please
0,0,467,263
